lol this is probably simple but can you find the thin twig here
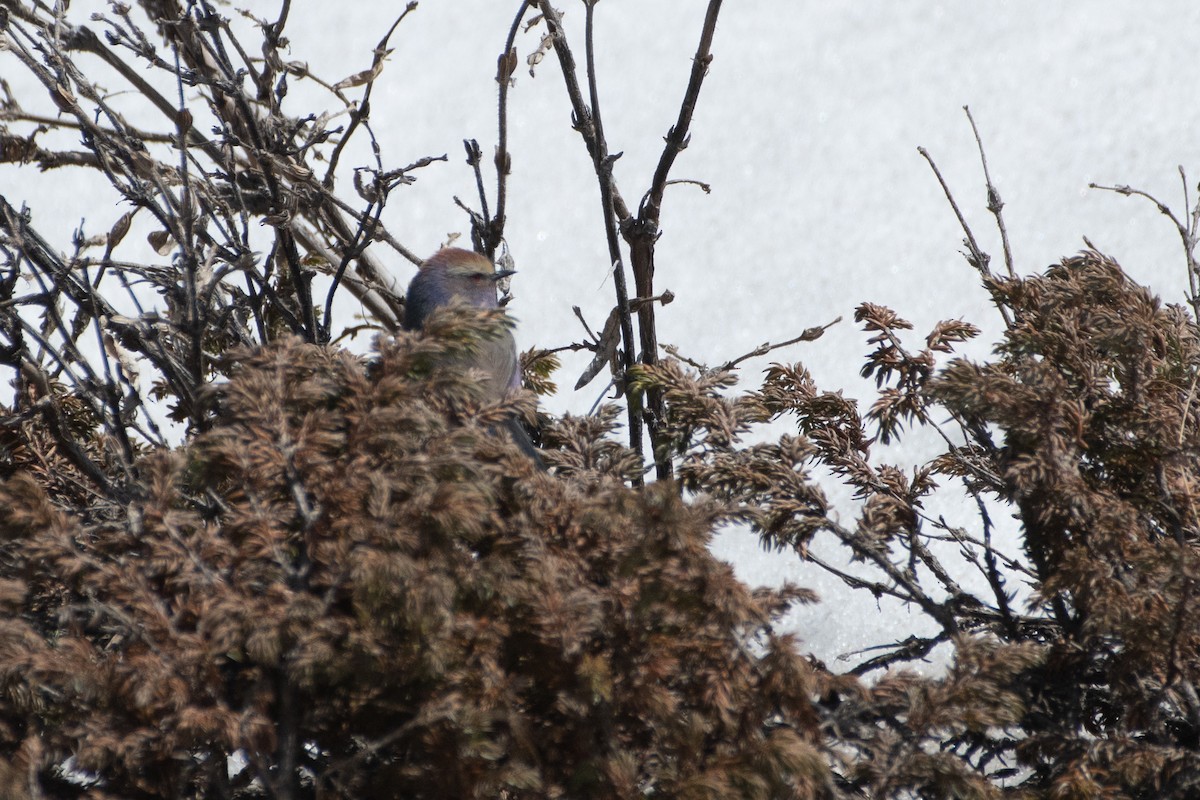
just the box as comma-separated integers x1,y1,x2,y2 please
846,633,951,676
625,0,724,481
538,0,643,472
821,517,960,636
964,106,1015,280
716,316,841,371
639,0,723,224
1092,176,1200,320
490,0,532,258
918,145,1013,328
462,138,491,253
321,3,418,188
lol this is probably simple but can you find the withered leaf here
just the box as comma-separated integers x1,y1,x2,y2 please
147,230,173,256
575,307,621,391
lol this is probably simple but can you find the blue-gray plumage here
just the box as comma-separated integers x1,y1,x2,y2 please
404,247,541,463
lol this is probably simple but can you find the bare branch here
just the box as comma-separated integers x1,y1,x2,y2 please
963,105,1015,280
918,144,1013,328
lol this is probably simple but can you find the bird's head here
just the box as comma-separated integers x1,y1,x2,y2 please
404,247,516,329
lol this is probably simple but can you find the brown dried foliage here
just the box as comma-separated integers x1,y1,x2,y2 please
0,312,835,799
930,252,1200,796
633,247,1200,797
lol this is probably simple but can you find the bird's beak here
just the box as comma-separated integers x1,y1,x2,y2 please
491,269,517,281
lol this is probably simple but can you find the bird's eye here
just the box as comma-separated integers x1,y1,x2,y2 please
470,274,487,282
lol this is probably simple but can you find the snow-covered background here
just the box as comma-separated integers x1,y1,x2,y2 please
5,1,1200,667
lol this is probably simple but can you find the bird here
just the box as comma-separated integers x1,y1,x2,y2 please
403,247,543,464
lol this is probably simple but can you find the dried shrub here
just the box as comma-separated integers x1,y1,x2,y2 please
0,316,833,799
635,247,1200,797
931,252,1200,796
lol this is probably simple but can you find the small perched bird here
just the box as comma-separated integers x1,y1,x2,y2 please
404,247,542,464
